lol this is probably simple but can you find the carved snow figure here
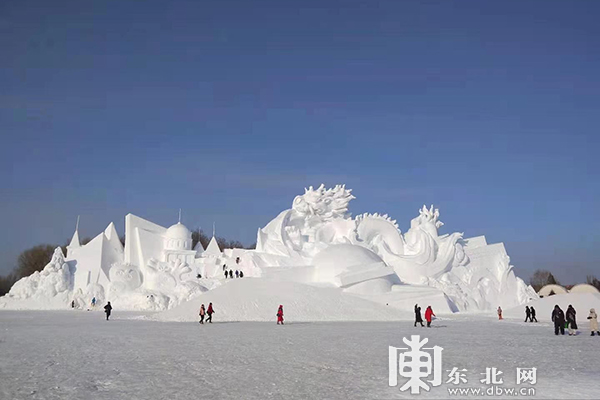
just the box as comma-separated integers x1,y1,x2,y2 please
0,184,537,314
4,247,72,301
254,185,537,312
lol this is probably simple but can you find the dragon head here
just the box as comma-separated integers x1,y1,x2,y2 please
292,184,355,222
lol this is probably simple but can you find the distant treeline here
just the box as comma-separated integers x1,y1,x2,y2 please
0,228,255,296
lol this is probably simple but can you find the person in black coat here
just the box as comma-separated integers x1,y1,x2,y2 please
525,306,531,322
104,302,112,321
566,305,578,335
229,270,233,279
414,304,424,327
552,305,565,335
530,306,538,322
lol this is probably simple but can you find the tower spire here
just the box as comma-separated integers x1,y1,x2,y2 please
68,215,81,249
213,221,215,237
178,208,182,224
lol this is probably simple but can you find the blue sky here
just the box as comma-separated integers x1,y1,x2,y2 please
1,0,599,283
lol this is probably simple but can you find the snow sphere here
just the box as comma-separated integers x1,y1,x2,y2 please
312,244,386,286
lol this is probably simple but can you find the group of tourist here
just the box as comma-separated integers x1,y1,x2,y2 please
198,302,215,324
76,291,598,335
524,305,538,322
497,304,598,336
497,305,539,322
223,257,244,279
196,303,285,325
223,267,244,279
414,304,436,327
551,304,600,336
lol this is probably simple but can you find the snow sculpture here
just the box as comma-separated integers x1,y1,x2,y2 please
0,184,536,313
350,206,468,284
312,244,399,292
253,185,537,311
4,247,71,302
256,184,356,260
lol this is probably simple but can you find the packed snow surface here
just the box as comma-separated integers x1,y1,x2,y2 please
157,278,412,322
1,310,598,399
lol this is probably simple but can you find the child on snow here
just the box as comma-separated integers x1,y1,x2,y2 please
277,305,284,325
587,308,599,336
497,306,503,320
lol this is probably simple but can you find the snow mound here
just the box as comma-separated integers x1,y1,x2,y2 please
0,248,72,310
155,278,411,322
504,292,600,320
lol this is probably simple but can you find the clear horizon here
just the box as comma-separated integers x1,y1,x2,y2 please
1,0,599,284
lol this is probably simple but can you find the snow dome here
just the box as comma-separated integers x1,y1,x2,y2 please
165,222,192,251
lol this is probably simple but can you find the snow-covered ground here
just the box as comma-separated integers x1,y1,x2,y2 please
1,310,598,399
157,278,413,322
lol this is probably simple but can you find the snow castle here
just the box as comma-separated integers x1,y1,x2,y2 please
0,185,538,314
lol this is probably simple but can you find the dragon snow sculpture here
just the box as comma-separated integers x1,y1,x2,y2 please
255,184,537,311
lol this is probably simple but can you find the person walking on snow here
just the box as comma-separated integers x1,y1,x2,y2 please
566,305,578,336
552,305,565,335
235,270,239,278
425,306,435,327
587,308,599,336
229,270,233,279
239,271,244,278
497,306,503,320
525,306,531,322
104,302,112,321
224,270,228,279
199,304,206,324
206,302,214,323
530,306,538,322
91,296,96,308
277,305,284,325
414,304,424,327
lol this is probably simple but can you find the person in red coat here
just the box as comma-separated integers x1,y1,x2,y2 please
277,305,284,325
206,302,215,323
424,306,435,327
